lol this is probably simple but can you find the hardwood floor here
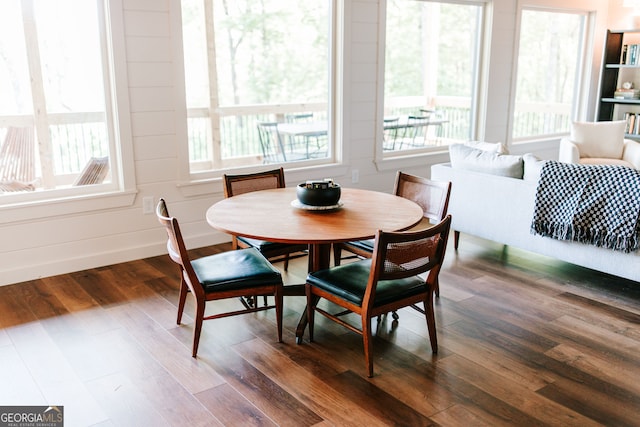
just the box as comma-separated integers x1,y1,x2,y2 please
1,235,639,426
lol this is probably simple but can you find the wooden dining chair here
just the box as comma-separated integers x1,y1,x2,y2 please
156,198,284,357
223,167,308,272
306,215,451,377
333,172,451,296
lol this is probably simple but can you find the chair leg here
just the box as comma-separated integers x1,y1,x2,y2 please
333,244,342,266
177,277,188,325
192,299,206,357
424,291,438,354
275,287,283,343
454,230,460,250
306,285,315,342
240,296,253,309
362,315,374,377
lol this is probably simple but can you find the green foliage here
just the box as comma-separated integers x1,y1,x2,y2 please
384,1,480,101
516,10,583,104
213,0,329,106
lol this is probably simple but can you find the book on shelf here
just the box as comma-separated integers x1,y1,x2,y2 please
622,44,640,65
623,112,640,135
626,112,634,134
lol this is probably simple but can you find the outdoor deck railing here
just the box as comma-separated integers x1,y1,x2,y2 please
0,99,572,178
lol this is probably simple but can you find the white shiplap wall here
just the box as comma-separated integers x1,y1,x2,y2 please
0,0,614,286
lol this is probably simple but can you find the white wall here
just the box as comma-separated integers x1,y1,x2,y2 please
0,0,613,286
609,0,640,29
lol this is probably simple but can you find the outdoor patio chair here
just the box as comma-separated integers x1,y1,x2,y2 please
382,117,400,150
396,114,431,149
286,112,328,158
257,122,310,163
0,127,36,192
73,156,110,186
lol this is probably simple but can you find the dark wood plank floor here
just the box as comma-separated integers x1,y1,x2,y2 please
1,235,639,426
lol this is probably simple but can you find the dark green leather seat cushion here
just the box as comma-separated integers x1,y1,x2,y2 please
344,239,374,252
191,248,282,292
238,236,302,252
307,259,426,307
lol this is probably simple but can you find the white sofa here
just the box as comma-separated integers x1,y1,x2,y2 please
431,161,640,283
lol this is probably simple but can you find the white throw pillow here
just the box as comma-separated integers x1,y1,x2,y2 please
570,121,625,159
449,144,524,178
523,153,547,182
464,140,508,154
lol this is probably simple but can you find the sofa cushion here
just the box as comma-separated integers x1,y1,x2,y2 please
523,153,547,182
464,141,508,154
449,144,524,178
570,120,625,159
580,157,634,168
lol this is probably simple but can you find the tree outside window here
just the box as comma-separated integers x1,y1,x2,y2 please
181,0,332,172
513,9,586,139
383,0,483,153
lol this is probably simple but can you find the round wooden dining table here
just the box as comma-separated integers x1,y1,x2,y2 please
206,186,424,340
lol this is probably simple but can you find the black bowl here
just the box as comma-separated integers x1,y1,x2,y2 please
296,182,341,206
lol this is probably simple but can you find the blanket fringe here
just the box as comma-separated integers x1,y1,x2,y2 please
531,221,640,253
531,161,640,253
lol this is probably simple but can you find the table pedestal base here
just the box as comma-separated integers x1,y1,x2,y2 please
294,243,332,343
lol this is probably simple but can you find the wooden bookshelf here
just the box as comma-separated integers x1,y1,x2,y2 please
597,29,640,138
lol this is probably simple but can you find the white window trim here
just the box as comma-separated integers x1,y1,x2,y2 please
373,0,489,171
508,0,608,146
0,0,137,224
173,0,345,197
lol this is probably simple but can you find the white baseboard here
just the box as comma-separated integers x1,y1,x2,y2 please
0,232,230,287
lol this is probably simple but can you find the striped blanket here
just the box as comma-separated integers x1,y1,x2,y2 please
530,161,640,253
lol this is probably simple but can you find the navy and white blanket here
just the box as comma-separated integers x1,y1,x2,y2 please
531,161,640,253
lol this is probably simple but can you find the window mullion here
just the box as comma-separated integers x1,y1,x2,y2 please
20,0,55,189
96,0,118,181
423,3,439,106
204,0,222,169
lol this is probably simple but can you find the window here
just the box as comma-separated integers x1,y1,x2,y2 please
383,0,483,155
512,9,587,140
181,0,334,174
0,0,123,199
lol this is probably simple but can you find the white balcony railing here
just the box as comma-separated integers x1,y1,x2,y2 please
0,100,571,186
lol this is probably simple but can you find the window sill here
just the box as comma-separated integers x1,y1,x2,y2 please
511,137,562,151
374,149,450,171
177,163,350,198
0,189,138,224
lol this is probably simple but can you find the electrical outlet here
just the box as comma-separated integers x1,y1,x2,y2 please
351,169,359,183
143,196,154,215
